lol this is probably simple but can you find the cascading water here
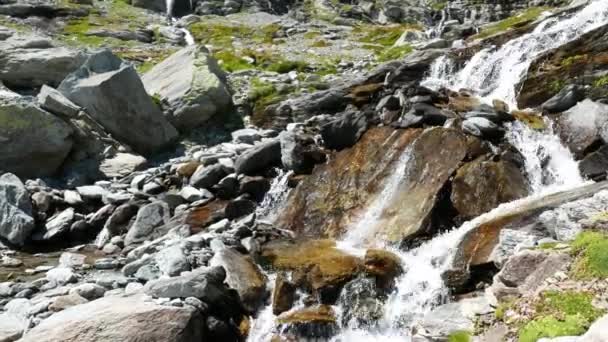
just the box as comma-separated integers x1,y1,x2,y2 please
255,169,292,221
165,0,195,46
447,0,608,107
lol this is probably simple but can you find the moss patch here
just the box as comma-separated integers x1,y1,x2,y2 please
593,75,608,88
571,231,608,279
473,7,550,40
518,290,604,342
377,44,413,62
447,331,471,342
188,21,279,48
353,24,421,47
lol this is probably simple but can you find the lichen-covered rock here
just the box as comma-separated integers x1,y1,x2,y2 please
142,45,232,132
0,97,73,178
58,49,177,155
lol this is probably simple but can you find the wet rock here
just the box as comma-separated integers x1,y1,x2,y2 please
280,130,326,174
364,249,403,288
262,240,362,301
142,45,232,132
542,84,584,113
20,294,205,342
337,276,384,328
272,273,296,315
239,176,270,201
0,173,35,246
125,201,171,246
451,155,528,219
234,139,281,175
277,305,338,339
59,252,87,268
58,49,178,155
320,110,368,150
0,97,73,178
277,127,421,238
555,99,608,158
210,247,267,313
76,185,108,202
225,198,256,219
580,145,608,180
451,182,608,278
462,117,503,139
232,128,261,144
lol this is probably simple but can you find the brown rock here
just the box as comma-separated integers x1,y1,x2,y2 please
272,273,296,315
185,200,227,234
176,161,201,178
448,94,480,113
261,240,363,297
277,305,336,325
364,249,403,288
48,293,88,312
451,155,528,219
210,248,268,313
492,99,509,113
512,110,546,130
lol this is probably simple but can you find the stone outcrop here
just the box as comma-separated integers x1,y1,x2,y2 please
142,45,232,132
19,295,205,342
0,173,35,246
0,96,73,178
58,49,178,155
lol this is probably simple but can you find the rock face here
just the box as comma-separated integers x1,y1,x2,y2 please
0,97,73,178
234,139,281,175
0,173,35,246
210,248,267,313
58,49,178,154
451,154,528,219
277,127,421,238
19,295,205,342
0,34,87,88
278,127,466,243
142,45,232,132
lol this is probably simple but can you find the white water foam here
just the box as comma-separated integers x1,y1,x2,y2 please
449,0,608,107
255,169,292,221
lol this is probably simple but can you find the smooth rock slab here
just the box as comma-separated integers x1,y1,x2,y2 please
19,294,205,342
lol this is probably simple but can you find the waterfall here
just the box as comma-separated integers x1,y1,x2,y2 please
505,120,584,194
165,0,175,18
180,28,195,46
255,169,292,221
449,0,608,107
426,3,451,39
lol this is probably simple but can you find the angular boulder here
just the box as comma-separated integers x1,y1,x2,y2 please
37,84,81,118
451,154,528,219
19,295,205,342
210,248,268,313
142,45,232,132
0,173,35,246
58,49,178,154
0,34,87,88
0,97,73,178
234,139,281,175
125,201,171,246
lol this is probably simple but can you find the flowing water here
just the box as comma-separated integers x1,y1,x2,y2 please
246,1,608,340
424,0,608,107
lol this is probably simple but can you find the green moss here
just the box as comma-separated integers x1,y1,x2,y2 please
248,78,285,126
447,331,471,342
561,54,587,67
519,315,588,342
571,231,608,279
213,50,253,72
474,7,550,40
495,299,516,321
593,75,608,88
303,31,321,39
311,39,331,47
377,44,413,62
549,79,566,93
518,290,604,342
354,24,420,47
430,1,447,11
188,22,279,48
150,93,162,108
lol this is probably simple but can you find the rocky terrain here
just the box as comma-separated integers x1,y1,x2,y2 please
1,0,608,341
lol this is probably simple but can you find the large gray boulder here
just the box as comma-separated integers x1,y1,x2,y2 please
0,34,87,88
19,294,205,342
58,50,178,155
124,201,171,246
0,96,73,178
142,45,232,132
234,139,281,175
0,173,35,246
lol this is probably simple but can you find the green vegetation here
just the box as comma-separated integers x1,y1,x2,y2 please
495,299,516,321
377,44,413,62
561,54,587,67
549,79,566,93
248,78,283,121
310,39,331,48
188,22,280,48
593,75,608,88
447,331,471,342
518,290,604,342
570,231,608,279
473,7,550,40
353,24,420,47
430,1,447,11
